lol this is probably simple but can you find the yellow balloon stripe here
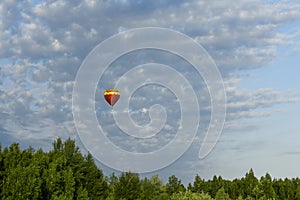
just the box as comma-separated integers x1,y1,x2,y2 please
104,91,120,95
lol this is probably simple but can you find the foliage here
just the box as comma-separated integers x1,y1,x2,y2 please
170,191,213,200
0,138,300,200
166,175,186,195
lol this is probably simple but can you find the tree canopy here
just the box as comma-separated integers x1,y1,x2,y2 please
0,138,299,200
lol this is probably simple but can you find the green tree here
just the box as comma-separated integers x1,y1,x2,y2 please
190,175,206,193
76,186,89,200
260,173,276,199
114,172,141,200
228,180,239,200
166,175,185,195
62,167,75,199
215,187,231,200
81,153,109,199
3,143,22,169
284,178,296,200
53,138,63,153
2,163,42,199
43,154,67,199
140,174,166,200
107,172,118,198
295,185,300,200
239,169,258,199
252,183,263,200
61,138,85,195
170,190,213,200
4,138,300,200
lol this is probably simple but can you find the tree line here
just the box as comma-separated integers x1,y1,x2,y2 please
0,138,300,200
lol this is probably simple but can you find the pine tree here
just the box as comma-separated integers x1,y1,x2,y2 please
260,173,276,199
140,174,166,200
166,175,185,195
190,174,206,193
114,172,141,200
81,153,109,199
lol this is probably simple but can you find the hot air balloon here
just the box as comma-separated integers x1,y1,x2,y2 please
104,88,120,107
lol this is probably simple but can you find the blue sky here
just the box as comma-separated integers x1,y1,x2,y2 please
1,0,300,184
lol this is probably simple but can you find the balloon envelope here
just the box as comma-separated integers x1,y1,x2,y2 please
104,88,120,106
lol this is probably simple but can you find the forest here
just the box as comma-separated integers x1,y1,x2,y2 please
0,138,300,200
